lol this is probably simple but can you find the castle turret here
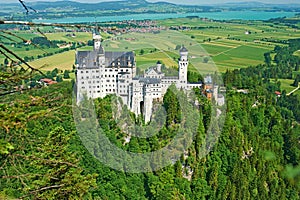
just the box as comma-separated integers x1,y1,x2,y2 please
178,46,188,84
93,28,102,51
156,60,162,73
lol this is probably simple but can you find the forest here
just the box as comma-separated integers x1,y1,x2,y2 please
0,31,299,199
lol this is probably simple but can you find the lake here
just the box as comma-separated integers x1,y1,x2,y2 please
33,11,297,24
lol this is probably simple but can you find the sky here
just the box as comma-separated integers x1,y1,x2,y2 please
3,0,299,5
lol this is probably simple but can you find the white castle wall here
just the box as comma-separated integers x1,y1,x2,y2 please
76,32,202,123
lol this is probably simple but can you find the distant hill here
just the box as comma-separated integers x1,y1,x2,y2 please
4,0,212,12
0,0,299,18
221,1,300,8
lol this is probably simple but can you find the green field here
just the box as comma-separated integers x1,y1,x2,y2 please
294,50,300,57
278,79,297,93
44,32,92,43
0,30,85,67
1,17,299,74
24,50,75,71
270,79,299,95
101,29,276,73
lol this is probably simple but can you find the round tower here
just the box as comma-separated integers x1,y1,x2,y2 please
178,46,189,84
180,46,188,61
156,60,162,72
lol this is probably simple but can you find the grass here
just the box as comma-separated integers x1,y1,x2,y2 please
271,79,297,93
136,51,178,70
2,17,299,74
25,50,75,71
44,32,91,43
100,28,277,72
294,50,300,57
0,31,87,67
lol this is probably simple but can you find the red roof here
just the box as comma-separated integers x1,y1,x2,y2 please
40,78,57,85
275,91,281,95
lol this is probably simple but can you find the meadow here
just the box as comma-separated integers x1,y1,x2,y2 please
1,17,300,75
25,50,76,71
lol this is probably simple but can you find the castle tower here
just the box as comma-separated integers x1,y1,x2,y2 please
93,27,105,67
178,46,188,84
143,84,153,123
93,27,102,51
156,60,162,73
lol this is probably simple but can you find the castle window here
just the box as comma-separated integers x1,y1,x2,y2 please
81,71,83,74
96,70,99,73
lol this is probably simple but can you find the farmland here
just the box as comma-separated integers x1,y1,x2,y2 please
25,50,76,71
1,17,300,75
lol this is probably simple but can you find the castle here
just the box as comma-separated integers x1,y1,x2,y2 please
75,31,202,122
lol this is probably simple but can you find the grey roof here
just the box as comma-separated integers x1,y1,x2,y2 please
76,50,99,69
105,51,135,68
139,77,161,84
145,67,163,75
98,46,104,54
162,76,179,80
180,46,188,53
76,49,134,69
204,76,212,84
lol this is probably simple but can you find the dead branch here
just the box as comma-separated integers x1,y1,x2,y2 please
1,30,48,53
18,0,37,14
0,43,45,76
